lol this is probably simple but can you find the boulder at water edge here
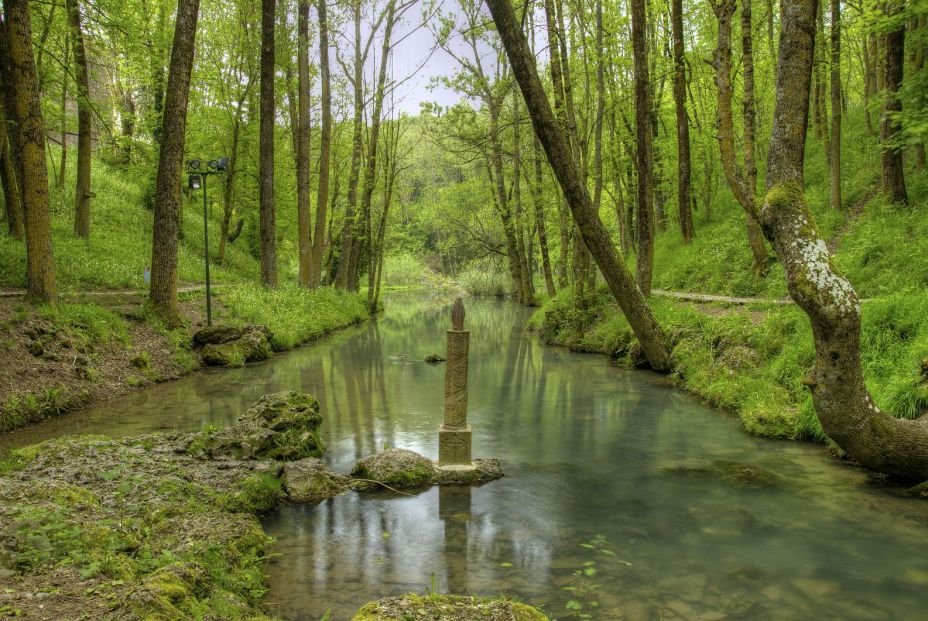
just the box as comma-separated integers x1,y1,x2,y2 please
190,390,325,461
194,323,273,367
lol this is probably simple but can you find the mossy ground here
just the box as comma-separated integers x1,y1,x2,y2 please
0,434,284,619
352,594,549,621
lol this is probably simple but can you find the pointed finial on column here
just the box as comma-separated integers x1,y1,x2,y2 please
451,297,465,332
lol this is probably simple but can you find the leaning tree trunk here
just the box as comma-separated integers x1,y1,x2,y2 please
258,0,278,287
879,0,908,206
485,0,671,372
671,0,694,244
758,0,928,479
3,0,56,302
149,0,200,319
630,0,654,296
66,0,92,238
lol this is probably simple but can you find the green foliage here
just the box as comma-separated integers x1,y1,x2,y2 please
380,252,433,288
457,258,511,298
220,284,368,350
0,145,259,291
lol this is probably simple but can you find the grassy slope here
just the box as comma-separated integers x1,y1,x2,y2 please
0,151,368,430
531,124,928,442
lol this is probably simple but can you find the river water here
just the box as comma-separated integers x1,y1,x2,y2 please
2,293,927,620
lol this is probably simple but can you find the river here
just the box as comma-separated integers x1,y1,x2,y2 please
2,292,927,620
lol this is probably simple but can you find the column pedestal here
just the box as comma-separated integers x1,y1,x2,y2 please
438,424,473,469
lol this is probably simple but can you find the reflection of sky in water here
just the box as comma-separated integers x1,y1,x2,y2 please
4,293,928,621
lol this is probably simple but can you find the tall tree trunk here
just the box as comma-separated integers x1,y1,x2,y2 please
119,90,136,164
531,138,556,297
259,0,278,286
311,0,331,287
295,0,312,286
741,0,765,274
486,0,671,372
631,0,654,295
488,108,526,302
711,0,766,275
347,0,397,292
0,103,23,239
149,0,199,319
863,28,875,134
759,0,928,479
217,116,240,265
57,42,68,187
880,0,908,206
541,0,570,288
66,0,91,239
914,15,926,170
334,0,364,289
671,0,694,244
3,0,56,302
513,93,534,304
828,0,841,210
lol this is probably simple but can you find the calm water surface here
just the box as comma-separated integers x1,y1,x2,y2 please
3,293,927,620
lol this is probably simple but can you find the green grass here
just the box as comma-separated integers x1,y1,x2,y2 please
219,284,368,350
0,147,259,291
650,112,928,300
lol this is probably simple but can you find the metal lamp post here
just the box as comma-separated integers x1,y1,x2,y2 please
187,157,228,327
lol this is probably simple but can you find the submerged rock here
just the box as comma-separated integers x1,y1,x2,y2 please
349,449,504,491
350,448,438,490
189,391,326,461
352,594,548,621
664,460,779,489
282,458,349,502
711,460,779,488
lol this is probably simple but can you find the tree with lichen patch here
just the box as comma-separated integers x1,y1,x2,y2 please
758,0,928,479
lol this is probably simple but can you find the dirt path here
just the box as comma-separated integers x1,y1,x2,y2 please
652,289,793,306
0,284,212,299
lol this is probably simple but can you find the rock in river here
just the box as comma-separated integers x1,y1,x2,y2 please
189,390,326,461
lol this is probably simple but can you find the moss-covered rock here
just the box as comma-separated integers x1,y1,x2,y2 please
192,324,244,347
352,594,549,621
350,448,438,490
425,353,447,363
194,391,326,461
282,457,349,502
199,325,273,368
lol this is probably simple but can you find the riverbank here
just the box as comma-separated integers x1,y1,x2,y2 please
0,286,368,433
529,288,928,449
0,390,524,620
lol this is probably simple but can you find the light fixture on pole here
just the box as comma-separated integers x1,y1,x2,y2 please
187,157,227,327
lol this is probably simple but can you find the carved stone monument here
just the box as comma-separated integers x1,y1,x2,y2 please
438,298,473,468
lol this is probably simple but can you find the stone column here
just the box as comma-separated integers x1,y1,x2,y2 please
439,298,473,467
